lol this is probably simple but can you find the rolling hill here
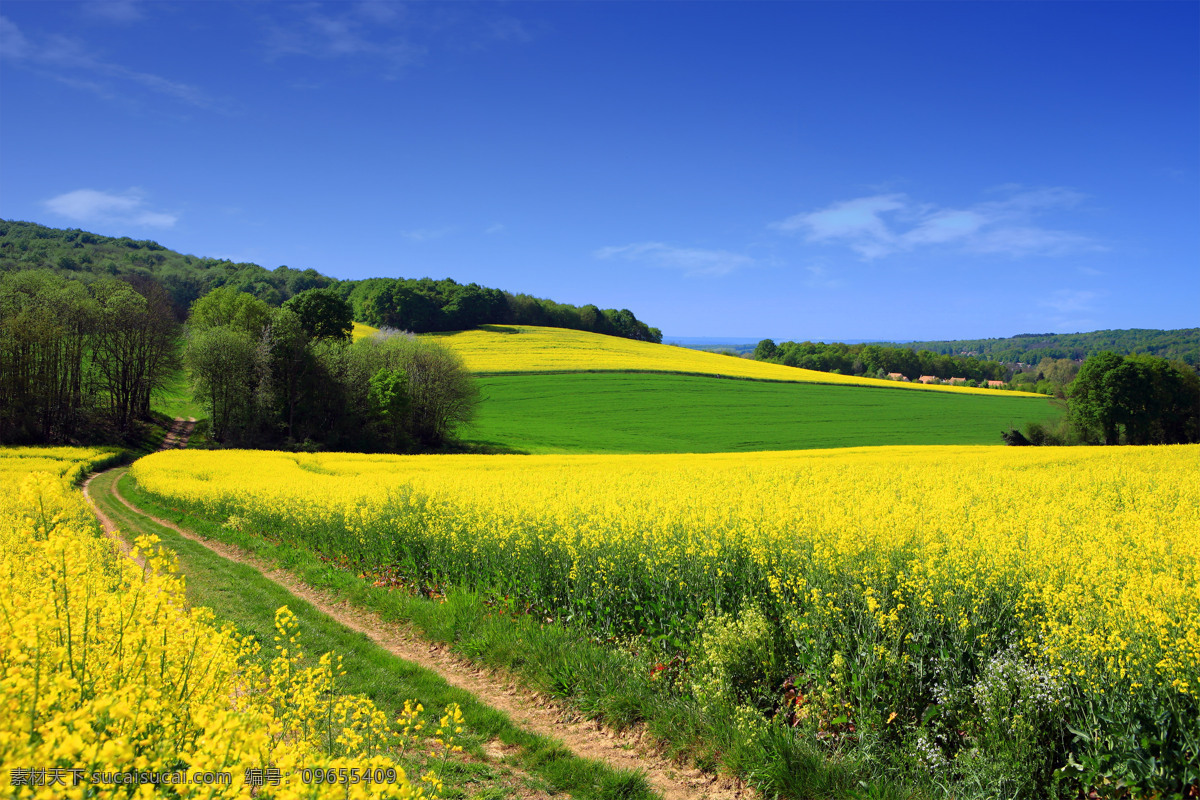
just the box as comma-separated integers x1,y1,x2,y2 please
352,324,1064,453
426,324,1045,396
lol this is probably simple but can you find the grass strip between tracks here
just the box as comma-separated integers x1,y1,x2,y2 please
88,468,659,800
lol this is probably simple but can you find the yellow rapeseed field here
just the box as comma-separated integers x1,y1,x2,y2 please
419,325,1042,396
130,443,1200,787
0,447,438,798
352,322,380,340
0,446,121,483
131,445,1199,706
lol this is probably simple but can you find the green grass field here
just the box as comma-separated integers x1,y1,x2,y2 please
151,367,206,420
460,372,1063,454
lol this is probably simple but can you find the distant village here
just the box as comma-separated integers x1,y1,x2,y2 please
887,373,1008,388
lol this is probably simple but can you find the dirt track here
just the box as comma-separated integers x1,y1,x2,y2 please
84,446,752,800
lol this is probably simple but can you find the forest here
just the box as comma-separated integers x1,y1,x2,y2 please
0,220,661,343
0,270,477,451
900,328,1200,367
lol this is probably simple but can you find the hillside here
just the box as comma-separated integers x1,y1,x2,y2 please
462,372,1061,454
413,324,1060,454
898,328,1200,367
0,219,335,311
427,324,1045,397
0,219,660,341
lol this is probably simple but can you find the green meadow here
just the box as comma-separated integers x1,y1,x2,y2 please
151,366,207,421
461,372,1063,454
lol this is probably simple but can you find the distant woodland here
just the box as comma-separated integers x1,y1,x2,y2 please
899,329,1199,368
0,220,662,343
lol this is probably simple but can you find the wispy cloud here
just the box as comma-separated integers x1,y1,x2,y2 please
265,6,424,71
0,15,31,59
0,15,227,111
484,223,506,235
82,1,145,24
401,226,455,242
803,264,842,290
1038,289,1100,316
771,187,1101,260
1033,289,1103,331
44,188,177,229
771,194,906,259
261,3,535,78
594,242,753,277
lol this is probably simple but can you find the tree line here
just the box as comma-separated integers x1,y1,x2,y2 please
0,270,178,444
0,271,478,451
752,338,1011,383
900,328,1200,369
185,287,477,450
343,276,660,341
0,219,661,343
1004,351,1200,446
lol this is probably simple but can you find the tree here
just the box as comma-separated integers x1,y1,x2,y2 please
367,367,411,451
0,271,96,442
184,326,262,443
350,333,478,448
1069,351,1131,445
1067,351,1200,445
261,307,313,441
753,339,778,361
282,287,353,341
189,286,272,338
91,278,179,433
401,338,479,447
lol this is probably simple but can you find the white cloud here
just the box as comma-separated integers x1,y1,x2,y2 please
401,226,454,242
487,17,534,44
44,188,177,229
1038,289,1100,316
484,223,506,234
261,4,534,78
803,264,842,290
771,194,905,256
594,242,753,277
0,15,225,111
1032,289,1103,331
771,187,1101,260
82,1,145,24
264,5,426,76
0,15,30,59
969,226,1096,257
901,209,987,245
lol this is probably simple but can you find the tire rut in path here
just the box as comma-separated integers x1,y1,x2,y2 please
94,468,752,800
160,416,196,450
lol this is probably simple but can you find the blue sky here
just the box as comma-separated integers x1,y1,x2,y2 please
1,1,1196,341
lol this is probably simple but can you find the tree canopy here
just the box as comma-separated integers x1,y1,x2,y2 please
897,329,1200,369
1,219,661,344
0,270,178,443
283,287,353,341
1066,351,1199,445
183,303,478,451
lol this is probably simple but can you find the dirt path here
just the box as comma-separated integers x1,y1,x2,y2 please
161,416,196,450
89,467,751,800
82,417,194,559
